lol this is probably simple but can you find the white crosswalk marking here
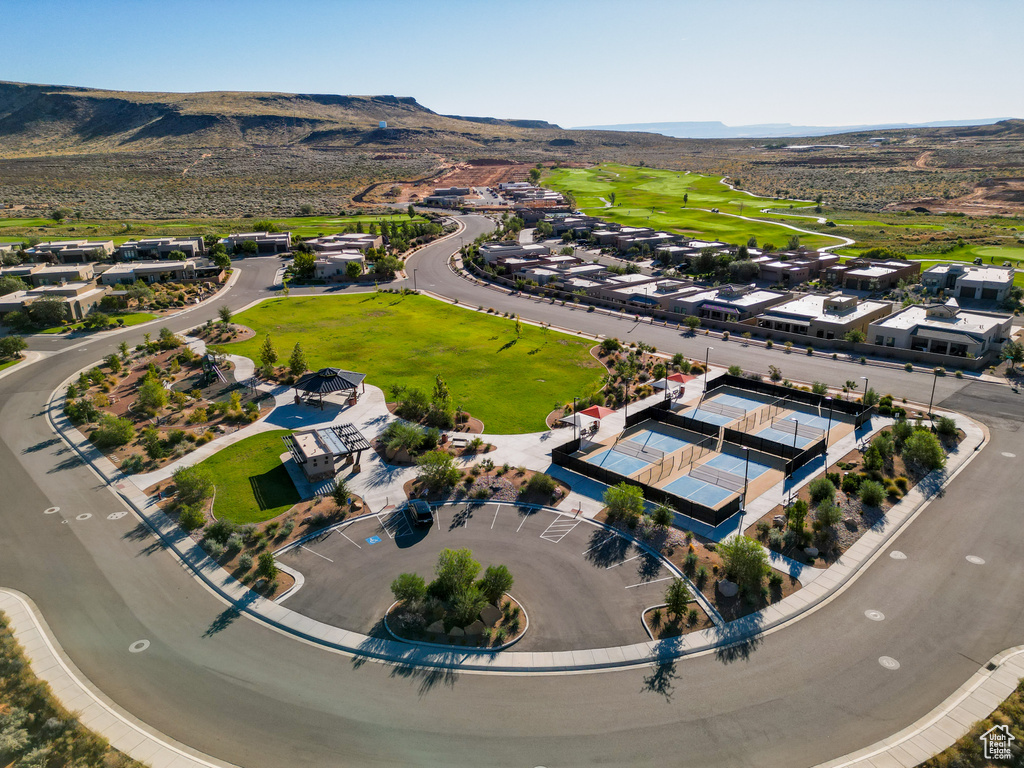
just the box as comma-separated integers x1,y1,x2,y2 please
539,517,580,544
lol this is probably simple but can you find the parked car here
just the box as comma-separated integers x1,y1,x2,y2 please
404,499,433,527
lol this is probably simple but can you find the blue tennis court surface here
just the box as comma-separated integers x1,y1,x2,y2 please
682,407,733,426
704,453,774,480
754,426,814,448
710,393,765,412
779,413,831,431
663,475,733,506
584,448,649,476
627,428,691,454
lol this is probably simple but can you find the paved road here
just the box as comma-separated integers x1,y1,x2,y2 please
1,218,1022,767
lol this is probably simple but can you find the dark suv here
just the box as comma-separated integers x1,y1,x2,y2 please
405,500,433,527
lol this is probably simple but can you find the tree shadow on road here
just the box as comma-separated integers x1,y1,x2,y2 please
352,621,461,696
203,592,257,638
122,522,167,557
641,658,678,701
21,437,61,454
47,453,85,474
583,529,630,568
710,613,763,664
635,550,663,582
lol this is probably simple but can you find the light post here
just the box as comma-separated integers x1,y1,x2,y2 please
823,396,834,467
860,376,869,406
742,447,750,511
701,346,713,402
572,396,578,443
413,268,418,292
927,369,939,423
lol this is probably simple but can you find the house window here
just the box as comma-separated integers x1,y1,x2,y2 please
911,338,928,352
874,335,884,345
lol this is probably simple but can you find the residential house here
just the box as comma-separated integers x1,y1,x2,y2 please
0,282,109,321
479,242,551,264
98,260,196,286
220,232,292,254
755,292,893,339
24,239,115,264
867,299,1012,357
304,233,383,253
314,252,365,282
824,259,920,291
921,263,1014,303
664,284,791,321
115,237,206,261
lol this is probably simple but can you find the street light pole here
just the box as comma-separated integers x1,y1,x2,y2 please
927,370,938,423
413,268,418,292
742,447,750,511
860,375,870,405
824,396,834,468
701,346,713,402
572,396,578,443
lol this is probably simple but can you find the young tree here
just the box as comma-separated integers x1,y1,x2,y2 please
345,260,362,280
651,504,675,528
432,548,481,601
0,275,27,296
391,573,427,603
331,478,350,508
292,251,316,278
118,340,130,361
683,193,688,205
407,204,416,218
28,296,67,327
717,534,770,590
0,335,27,360
91,413,135,448
902,430,946,471
172,465,215,507
416,450,461,491
257,552,278,581
683,315,701,334
479,564,514,604
259,334,278,370
603,482,644,522
514,314,523,338
664,578,691,619
1001,340,1024,371
218,305,232,326
288,342,308,377
137,377,168,415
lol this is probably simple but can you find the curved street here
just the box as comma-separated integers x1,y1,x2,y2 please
1,215,1022,767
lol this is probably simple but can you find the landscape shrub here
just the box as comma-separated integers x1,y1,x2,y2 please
651,504,674,528
479,564,514,604
205,519,236,545
173,464,215,507
902,430,946,471
717,535,770,590
786,498,808,531
204,540,225,559
238,552,253,571
768,572,784,589
815,499,842,528
178,503,205,531
603,481,644,523
120,454,145,474
91,413,135,448
391,573,427,604
808,477,836,505
826,471,841,488
935,416,957,437
892,419,914,449
526,472,557,497
860,480,885,507
767,528,785,551
894,476,909,492
683,551,698,575
841,473,861,495
226,533,244,551
695,565,709,589
863,444,883,471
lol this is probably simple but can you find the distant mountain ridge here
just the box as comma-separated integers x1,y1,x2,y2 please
573,118,1013,139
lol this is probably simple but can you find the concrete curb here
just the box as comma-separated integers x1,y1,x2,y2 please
382,593,529,653
41,314,990,675
814,645,1024,768
0,588,236,768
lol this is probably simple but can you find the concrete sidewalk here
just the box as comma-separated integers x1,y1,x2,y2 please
0,589,236,768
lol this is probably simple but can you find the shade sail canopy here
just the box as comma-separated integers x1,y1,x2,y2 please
559,413,599,430
667,373,695,383
293,367,366,395
579,405,615,419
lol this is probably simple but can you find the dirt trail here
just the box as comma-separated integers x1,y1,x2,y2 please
182,152,212,177
913,151,932,169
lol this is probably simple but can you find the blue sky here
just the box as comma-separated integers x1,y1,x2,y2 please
4,0,1022,128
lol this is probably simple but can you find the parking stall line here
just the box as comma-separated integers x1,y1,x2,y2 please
299,545,334,563
491,507,500,529
625,576,674,589
582,534,616,555
516,513,534,533
606,554,641,570
338,530,362,549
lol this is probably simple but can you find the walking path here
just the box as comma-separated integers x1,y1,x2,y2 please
43,343,989,674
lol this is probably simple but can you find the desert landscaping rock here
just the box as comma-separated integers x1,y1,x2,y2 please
804,547,819,558
465,620,485,636
717,580,738,598
480,605,502,627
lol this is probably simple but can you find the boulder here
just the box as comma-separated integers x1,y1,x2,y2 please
465,620,485,637
717,579,739,598
480,605,503,628
804,547,819,558
773,515,786,528
448,626,465,638
426,620,445,635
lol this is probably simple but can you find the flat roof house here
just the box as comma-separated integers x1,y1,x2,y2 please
26,263,96,287
867,299,1012,358
220,232,292,254
0,242,20,253
666,284,791,321
305,233,383,253
314,252,365,282
755,292,893,339
0,282,109,321
479,242,550,264
115,237,206,261
824,259,920,292
24,239,115,264
757,252,839,286
921,263,1014,303
98,260,196,286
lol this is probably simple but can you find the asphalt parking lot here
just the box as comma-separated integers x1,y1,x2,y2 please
277,503,672,652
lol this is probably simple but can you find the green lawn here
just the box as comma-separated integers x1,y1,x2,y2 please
543,164,843,251
215,293,604,433
30,312,159,335
0,213,428,244
195,430,299,525
0,358,21,373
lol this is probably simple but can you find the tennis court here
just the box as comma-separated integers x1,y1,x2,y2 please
710,393,767,413
704,453,774,480
584,448,650,476
778,413,832,432
754,425,815,449
681,407,734,427
663,475,734,506
626,427,692,454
